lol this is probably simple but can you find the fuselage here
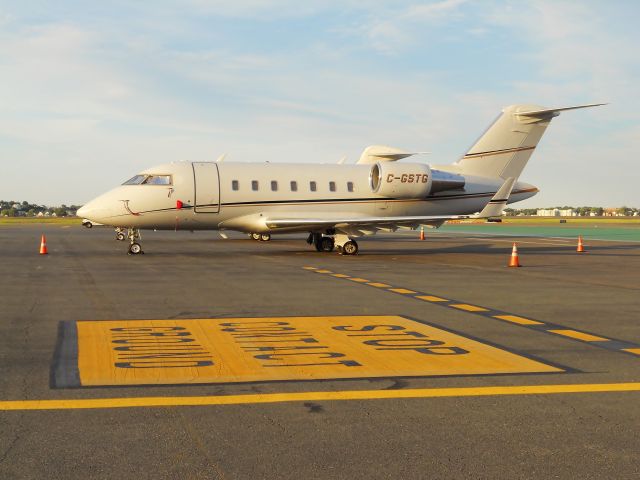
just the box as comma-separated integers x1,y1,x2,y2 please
78,161,538,233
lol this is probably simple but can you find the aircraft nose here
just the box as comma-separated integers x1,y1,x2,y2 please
77,201,99,219
77,197,112,223
77,204,89,218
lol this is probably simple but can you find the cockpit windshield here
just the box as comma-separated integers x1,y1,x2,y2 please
143,175,172,185
122,175,147,185
122,174,172,185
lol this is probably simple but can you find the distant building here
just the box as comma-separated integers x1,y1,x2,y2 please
536,208,576,217
603,208,625,217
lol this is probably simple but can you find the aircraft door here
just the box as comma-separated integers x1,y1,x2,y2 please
193,162,220,213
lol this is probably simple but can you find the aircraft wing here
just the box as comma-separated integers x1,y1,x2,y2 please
265,177,517,232
265,214,468,236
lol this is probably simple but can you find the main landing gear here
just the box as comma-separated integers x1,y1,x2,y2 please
126,228,143,255
250,232,271,242
307,233,358,255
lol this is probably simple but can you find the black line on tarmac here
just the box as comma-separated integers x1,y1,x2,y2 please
51,316,572,390
400,315,574,375
306,267,640,359
50,321,81,389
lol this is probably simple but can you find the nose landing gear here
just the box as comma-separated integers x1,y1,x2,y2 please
126,228,144,255
115,227,126,241
250,232,271,241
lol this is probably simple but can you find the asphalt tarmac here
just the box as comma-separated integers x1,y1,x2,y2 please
1,224,639,479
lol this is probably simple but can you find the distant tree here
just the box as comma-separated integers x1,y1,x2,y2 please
577,207,591,216
617,206,630,216
53,207,68,217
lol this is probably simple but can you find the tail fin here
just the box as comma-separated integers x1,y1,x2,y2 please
454,103,605,180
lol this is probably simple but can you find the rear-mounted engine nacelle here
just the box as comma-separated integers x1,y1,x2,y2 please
369,162,433,199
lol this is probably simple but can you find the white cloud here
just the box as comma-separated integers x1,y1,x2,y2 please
0,1,638,207
350,0,469,54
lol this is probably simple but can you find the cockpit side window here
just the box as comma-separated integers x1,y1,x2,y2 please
142,175,172,185
122,175,147,185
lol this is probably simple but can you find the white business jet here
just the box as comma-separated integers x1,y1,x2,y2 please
78,103,603,255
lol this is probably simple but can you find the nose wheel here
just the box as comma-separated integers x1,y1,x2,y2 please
126,228,144,255
128,243,143,254
250,232,271,241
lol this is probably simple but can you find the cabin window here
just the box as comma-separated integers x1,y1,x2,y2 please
232,180,239,191
290,181,298,192
143,175,172,185
347,181,354,192
252,180,259,191
122,175,147,185
271,180,278,191
329,181,336,192
310,181,317,192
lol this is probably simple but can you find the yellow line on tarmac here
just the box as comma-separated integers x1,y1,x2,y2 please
494,315,544,326
450,303,489,312
548,329,609,342
415,295,448,302
388,288,417,294
623,349,640,356
2,383,640,411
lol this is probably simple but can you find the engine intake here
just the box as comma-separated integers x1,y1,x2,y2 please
370,162,433,199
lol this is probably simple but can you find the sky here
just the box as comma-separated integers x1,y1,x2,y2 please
1,0,638,207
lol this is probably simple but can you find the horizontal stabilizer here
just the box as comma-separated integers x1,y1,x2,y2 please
475,177,516,218
515,103,606,118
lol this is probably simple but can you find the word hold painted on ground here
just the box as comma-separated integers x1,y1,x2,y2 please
69,316,561,386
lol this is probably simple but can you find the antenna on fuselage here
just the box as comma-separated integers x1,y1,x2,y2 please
216,153,227,163
337,156,347,164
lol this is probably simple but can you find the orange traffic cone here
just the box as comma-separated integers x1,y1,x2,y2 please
419,225,425,241
576,235,585,253
508,242,521,267
39,234,48,255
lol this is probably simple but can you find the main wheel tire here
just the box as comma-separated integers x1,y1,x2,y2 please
342,240,358,255
260,233,271,242
251,232,261,241
320,236,334,252
84,222,92,228
128,243,142,255
116,232,126,241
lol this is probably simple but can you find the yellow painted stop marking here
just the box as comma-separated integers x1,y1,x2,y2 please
76,316,561,386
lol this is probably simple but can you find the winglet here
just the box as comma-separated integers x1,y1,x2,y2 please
476,177,516,218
